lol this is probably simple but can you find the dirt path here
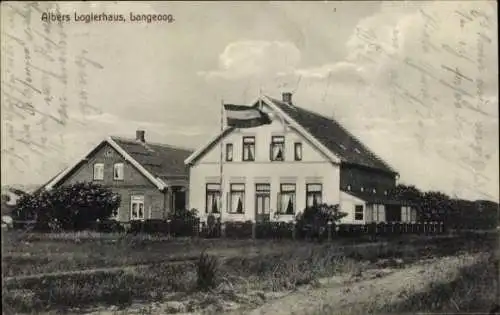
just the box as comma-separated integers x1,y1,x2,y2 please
241,254,481,315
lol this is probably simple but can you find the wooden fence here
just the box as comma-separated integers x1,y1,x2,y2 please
8,219,446,239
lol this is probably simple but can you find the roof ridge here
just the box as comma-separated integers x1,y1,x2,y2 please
266,96,397,174
110,136,194,153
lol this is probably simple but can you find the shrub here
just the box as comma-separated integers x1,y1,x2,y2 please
196,250,218,291
13,182,121,231
296,203,346,239
94,220,125,233
255,221,295,239
225,221,253,239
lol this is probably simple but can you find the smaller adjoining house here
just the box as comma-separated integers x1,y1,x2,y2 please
43,130,193,222
185,93,416,224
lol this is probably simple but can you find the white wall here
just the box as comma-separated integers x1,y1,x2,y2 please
188,116,340,222
339,191,367,224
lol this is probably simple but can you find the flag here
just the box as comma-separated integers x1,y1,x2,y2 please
224,104,271,128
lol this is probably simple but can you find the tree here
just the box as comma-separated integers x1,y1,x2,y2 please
13,182,121,231
388,184,423,204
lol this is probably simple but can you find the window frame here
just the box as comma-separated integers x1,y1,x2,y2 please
130,195,145,221
242,136,255,161
270,136,285,161
228,183,245,214
306,183,323,208
93,163,104,181
294,142,302,161
205,183,221,214
277,183,296,215
354,205,364,221
255,183,271,216
225,143,233,162
113,163,124,181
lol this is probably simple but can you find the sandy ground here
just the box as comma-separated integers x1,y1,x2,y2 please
240,254,481,315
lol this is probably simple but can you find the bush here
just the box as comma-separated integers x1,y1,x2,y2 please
296,203,346,240
196,250,218,291
225,221,253,239
12,182,121,231
255,221,295,239
94,220,125,233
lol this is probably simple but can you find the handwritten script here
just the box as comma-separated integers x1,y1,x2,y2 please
1,2,104,185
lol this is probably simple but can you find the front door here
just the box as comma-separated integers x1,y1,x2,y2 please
171,186,186,212
255,184,270,222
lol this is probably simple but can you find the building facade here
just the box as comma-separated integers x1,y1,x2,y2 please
44,131,192,222
186,93,416,224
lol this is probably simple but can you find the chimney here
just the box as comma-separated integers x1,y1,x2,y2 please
136,130,145,142
282,92,292,104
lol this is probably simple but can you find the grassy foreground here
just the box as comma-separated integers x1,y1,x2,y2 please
2,230,498,314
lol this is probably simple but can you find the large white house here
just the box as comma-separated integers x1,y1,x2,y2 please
185,93,416,224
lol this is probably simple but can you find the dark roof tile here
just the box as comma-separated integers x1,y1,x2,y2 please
267,97,396,174
111,137,193,179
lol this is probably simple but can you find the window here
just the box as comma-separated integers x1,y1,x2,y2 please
225,143,233,161
402,206,414,222
111,207,120,220
206,183,221,213
130,195,145,221
360,187,364,192
306,184,322,207
93,163,104,180
229,184,245,214
373,205,382,222
354,205,364,220
294,142,302,161
113,163,124,180
410,207,417,222
242,137,255,161
255,184,271,218
347,185,351,191
278,184,296,215
270,136,285,161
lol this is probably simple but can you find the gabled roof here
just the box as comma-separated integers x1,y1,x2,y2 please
110,137,193,180
185,95,397,175
265,97,397,174
44,136,193,191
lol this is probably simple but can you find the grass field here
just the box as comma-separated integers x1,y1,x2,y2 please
2,229,498,314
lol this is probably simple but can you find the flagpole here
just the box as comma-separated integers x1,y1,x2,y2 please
219,99,224,220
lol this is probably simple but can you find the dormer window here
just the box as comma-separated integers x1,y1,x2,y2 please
242,137,255,161
384,190,388,195
372,188,376,194
347,185,351,191
360,187,364,192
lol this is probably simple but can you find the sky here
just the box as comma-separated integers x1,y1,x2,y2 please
1,1,498,201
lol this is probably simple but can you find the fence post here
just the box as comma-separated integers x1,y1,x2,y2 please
221,222,226,238
327,220,332,241
196,220,201,238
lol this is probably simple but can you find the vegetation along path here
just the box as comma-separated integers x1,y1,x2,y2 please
240,253,482,315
